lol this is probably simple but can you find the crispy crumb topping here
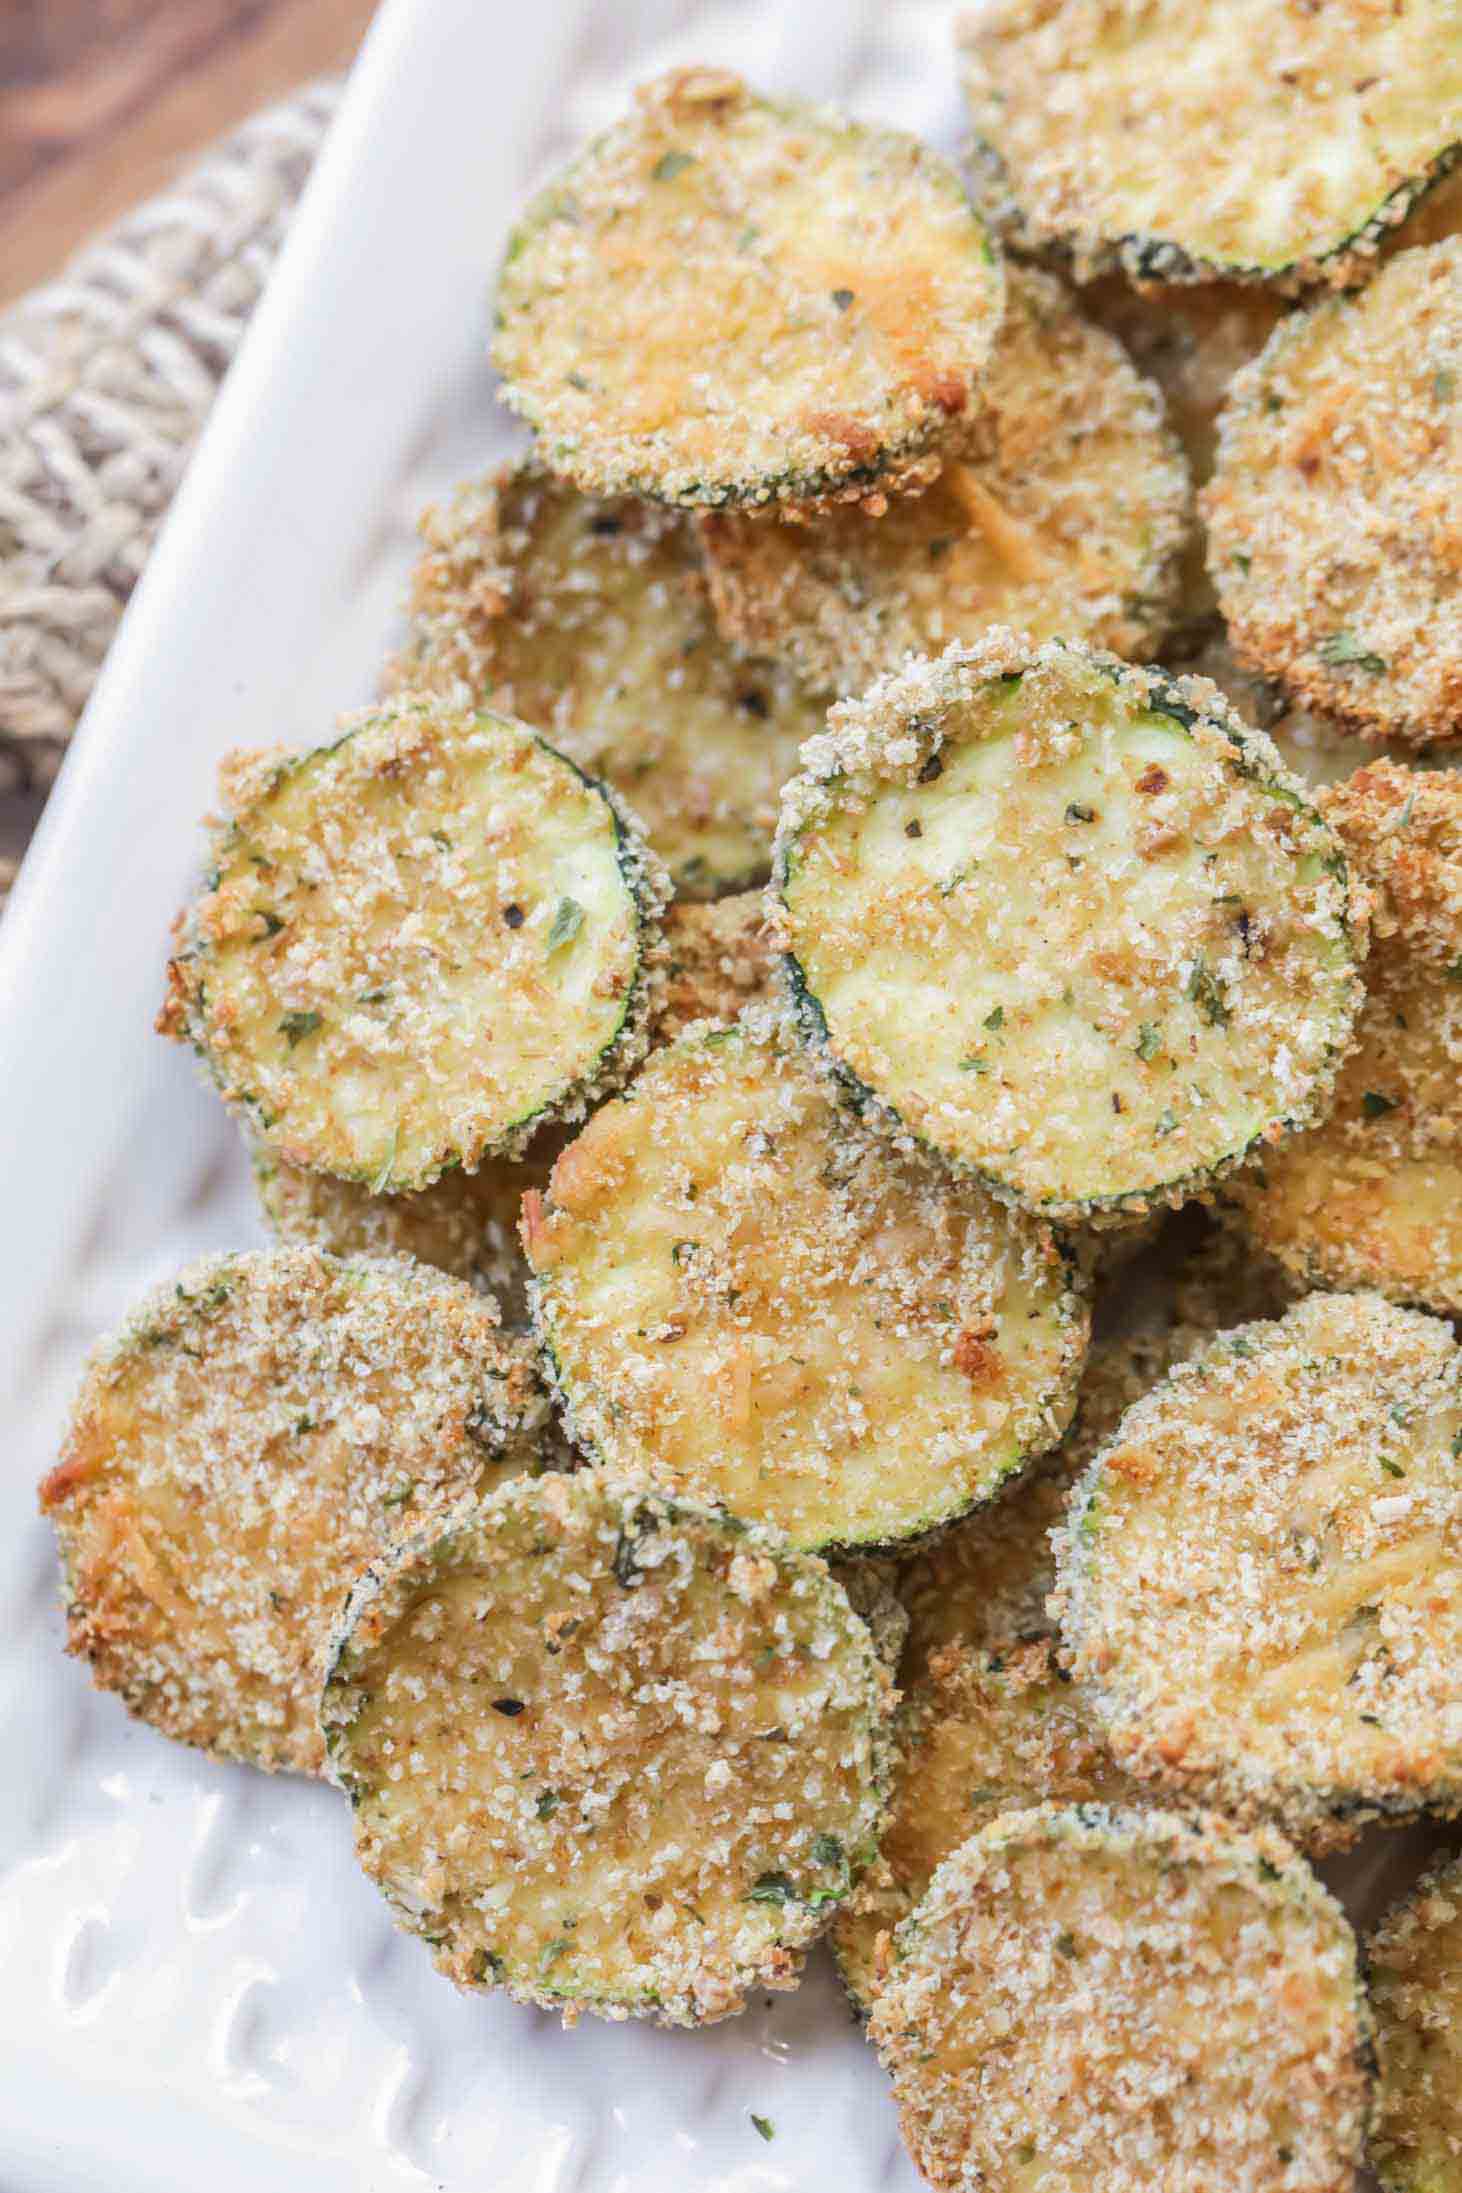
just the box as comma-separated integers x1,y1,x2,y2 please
773,633,1363,1218
1059,1291,1462,1849
389,465,825,894
1206,241,1462,745
159,693,669,1189
832,1637,1146,2011
525,1015,1087,1550
1230,764,1462,1313
870,1802,1373,2193
38,1248,550,1773
1369,1850,1462,2192
492,69,1003,511
322,1471,892,2026
959,0,1462,287
700,265,1191,690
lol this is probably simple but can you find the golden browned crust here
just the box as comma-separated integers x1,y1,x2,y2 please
1229,764,1462,1313
1205,241,1462,745
524,1016,1087,1551
959,0,1462,290
870,1802,1374,2193
655,893,775,1042
322,1471,893,2026
38,1248,550,1774
831,1637,1146,2010
160,694,669,1190
1369,1851,1462,2192
700,266,1191,690
492,69,1003,512
389,465,826,894
1059,1291,1462,1850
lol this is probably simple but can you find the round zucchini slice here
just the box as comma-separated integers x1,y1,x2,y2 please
523,1018,1087,1552
321,1471,892,2027
491,68,1003,512
159,695,669,1190
1229,764,1462,1314
700,266,1191,691
774,633,1363,1221
832,1637,1146,2013
1369,1852,1462,2193
869,1803,1374,2193
1059,1291,1462,1850
37,1248,550,1774
1205,240,1462,745
958,0,1462,289
390,465,825,896
252,1128,567,1329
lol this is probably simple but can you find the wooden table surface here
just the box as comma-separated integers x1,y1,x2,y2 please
0,0,379,306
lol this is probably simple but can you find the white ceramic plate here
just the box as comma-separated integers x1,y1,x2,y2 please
0,3,1450,2186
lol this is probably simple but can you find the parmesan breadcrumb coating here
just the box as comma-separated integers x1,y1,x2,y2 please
700,265,1191,691
322,1471,893,2026
492,69,1003,512
870,1803,1374,2193
959,0,1462,289
832,1637,1147,2011
773,632,1364,1220
1230,764,1462,1314
1206,241,1462,745
524,1015,1087,1551
389,465,824,895
1059,1291,1462,1850
39,1248,550,1774
159,694,670,1190
1369,1850,1462,2192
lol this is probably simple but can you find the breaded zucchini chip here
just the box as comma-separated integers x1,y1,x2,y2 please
1059,1291,1462,1850
832,1637,1146,2012
870,1803,1373,2193
958,0,1462,289
253,1129,566,1328
523,1018,1087,1552
160,695,669,1190
1206,241,1462,745
774,634,1363,1221
1085,278,1287,487
390,466,824,895
491,69,1003,512
1369,1852,1462,2193
1230,764,1462,1313
700,267,1190,691
656,892,774,1042
322,1472,892,2026
38,1248,549,1774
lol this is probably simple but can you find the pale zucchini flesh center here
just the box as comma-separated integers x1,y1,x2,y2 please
786,680,1352,1208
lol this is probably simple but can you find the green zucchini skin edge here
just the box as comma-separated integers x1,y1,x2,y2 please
492,99,1001,511
319,1474,895,2024
965,133,1462,292
172,707,669,1190
774,654,1363,1224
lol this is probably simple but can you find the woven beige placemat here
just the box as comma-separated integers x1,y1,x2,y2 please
0,78,339,898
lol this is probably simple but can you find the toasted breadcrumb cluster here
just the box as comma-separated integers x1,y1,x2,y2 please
39,22,1462,2169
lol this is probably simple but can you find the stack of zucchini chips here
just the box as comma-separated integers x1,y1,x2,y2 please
40,18,1462,2187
